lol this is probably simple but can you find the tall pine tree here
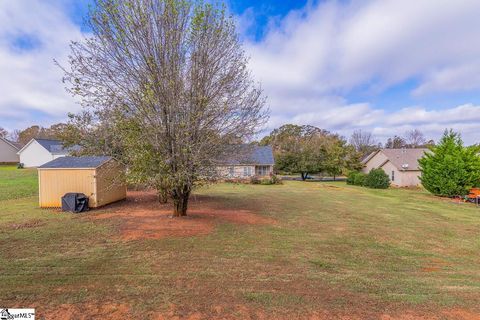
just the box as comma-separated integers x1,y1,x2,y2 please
419,130,480,197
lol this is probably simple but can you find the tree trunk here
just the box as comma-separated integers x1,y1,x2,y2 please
333,174,336,181
157,190,168,204
172,189,190,217
301,172,308,181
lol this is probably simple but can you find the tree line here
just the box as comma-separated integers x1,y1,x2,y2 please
0,124,68,146
259,124,434,180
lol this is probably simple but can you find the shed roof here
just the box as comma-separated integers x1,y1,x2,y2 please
39,156,112,169
221,145,275,165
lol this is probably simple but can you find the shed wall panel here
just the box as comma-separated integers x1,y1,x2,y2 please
38,169,96,208
95,162,127,207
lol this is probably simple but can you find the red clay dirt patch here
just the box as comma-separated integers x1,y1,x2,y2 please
88,190,275,241
42,303,130,320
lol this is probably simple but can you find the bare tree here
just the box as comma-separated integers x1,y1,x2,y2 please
405,129,426,148
349,130,379,156
385,135,406,149
60,0,267,216
0,127,7,139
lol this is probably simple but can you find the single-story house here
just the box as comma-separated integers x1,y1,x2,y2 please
362,148,428,187
0,137,21,163
17,138,80,167
38,156,126,208
217,145,274,178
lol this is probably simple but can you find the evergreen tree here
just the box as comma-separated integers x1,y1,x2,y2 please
419,130,480,197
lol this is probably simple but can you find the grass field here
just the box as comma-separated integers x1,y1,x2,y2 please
1,165,480,319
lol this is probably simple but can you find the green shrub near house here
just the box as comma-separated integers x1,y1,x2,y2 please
354,172,367,186
363,168,390,189
347,170,388,189
346,171,357,185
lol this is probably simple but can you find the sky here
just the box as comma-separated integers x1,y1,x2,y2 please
0,0,479,144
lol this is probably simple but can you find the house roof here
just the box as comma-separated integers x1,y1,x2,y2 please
221,145,275,165
364,148,428,171
18,138,80,155
0,137,21,150
39,156,112,169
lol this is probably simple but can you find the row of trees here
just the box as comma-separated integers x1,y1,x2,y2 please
259,125,436,180
259,124,362,180
0,124,68,145
349,129,435,158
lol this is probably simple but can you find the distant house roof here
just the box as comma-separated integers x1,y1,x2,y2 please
364,148,428,171
18,138,80,155
39,156,113,169
220,145,274,165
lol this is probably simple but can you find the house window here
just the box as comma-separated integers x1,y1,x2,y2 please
391,170,395,181
243,166,252,177
255,166,270,176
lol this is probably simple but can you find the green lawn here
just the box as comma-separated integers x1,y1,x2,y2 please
0,165,37,201
1,167,480,319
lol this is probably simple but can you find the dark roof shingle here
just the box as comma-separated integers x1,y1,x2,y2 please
39,156,112,169
35,139,81,155
221,145,274,165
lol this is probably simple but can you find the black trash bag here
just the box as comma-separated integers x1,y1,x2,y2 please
61,193,89,213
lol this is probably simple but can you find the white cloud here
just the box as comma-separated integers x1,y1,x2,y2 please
0,0,84,131
243,0,480,144
1,0,479,145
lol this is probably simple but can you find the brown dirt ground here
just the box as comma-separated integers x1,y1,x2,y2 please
38,303,480,320
88,190,276,241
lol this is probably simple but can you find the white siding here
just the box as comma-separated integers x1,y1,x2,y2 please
0,139,19,163
19,141,57,167
217,165,272,178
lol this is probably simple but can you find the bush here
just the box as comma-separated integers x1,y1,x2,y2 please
347,171,366,186
270,174,282,185
346,171,357,185
249,176,261,184
258,175,283,185
364,168,390,189
353,172,366,186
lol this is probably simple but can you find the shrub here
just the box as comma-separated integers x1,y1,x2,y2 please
419,129,480,197
346,171,357,185
364,168,390,189
258,175,283,185
250,176,261,184
353,172,366,186
270,174,283,185
260,178,272,185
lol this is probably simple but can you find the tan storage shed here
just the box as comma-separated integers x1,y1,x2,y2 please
38,156,126,208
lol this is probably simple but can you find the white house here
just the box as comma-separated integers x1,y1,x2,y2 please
216,145,275,178
17,138,79,167
0,137,21,163
362,148,428,187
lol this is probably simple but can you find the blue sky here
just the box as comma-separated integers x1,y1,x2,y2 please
1,0,480,144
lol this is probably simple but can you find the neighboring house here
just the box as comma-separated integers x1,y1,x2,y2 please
362,148,428,187
217,145,274,178
0,137,21,163
17,138,79,167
